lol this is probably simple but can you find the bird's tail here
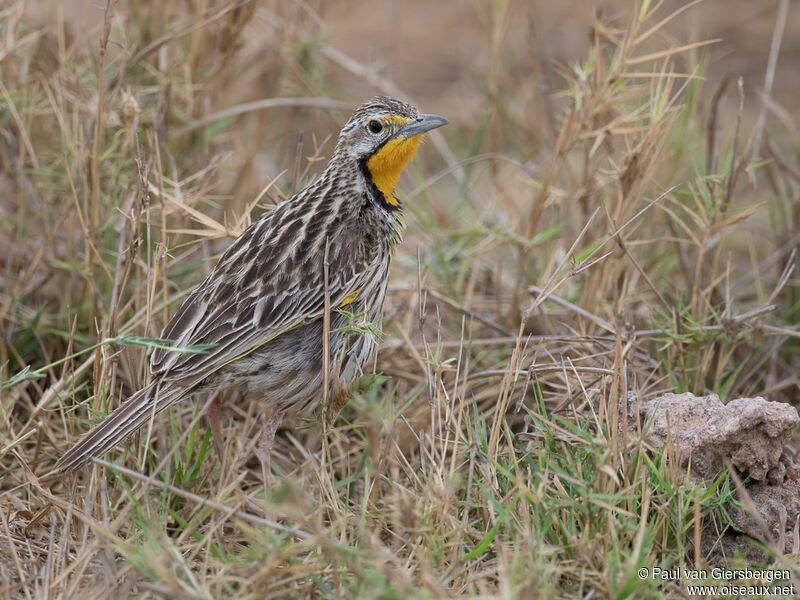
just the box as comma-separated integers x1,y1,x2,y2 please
53,380,182,474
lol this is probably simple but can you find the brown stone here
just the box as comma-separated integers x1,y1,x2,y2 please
628,392,800,554
628,393,798,482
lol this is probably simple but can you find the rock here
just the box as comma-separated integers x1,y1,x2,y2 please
728,457,800,553
627,392,800,555
628,392,798,482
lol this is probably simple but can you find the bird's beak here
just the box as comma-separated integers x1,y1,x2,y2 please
398,113,449,138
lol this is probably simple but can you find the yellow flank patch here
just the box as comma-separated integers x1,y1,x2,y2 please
339,289,360,307
366,134,423,206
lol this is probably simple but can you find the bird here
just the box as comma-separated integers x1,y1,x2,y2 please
54,96,448,474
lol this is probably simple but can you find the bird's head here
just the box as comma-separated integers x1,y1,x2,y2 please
335,96,448,207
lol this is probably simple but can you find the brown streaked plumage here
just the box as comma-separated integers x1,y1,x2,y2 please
55,96,448,474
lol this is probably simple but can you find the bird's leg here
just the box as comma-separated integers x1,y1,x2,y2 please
206,392,226,472
256,408,285,487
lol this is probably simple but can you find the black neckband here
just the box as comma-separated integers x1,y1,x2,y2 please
358,158,402,212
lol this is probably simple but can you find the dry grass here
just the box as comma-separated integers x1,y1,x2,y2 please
1,1,799,598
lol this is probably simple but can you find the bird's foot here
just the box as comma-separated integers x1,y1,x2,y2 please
255,409,285,487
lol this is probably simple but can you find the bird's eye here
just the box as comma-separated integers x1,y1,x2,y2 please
367,119,383,134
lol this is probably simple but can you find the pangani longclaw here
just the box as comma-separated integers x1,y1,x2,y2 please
54,96,447,474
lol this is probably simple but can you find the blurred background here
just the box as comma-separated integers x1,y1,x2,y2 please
20,0,799,200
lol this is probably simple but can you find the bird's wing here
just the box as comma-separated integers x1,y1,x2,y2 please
150,201,367,386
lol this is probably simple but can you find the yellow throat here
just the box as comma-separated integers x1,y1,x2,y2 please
366,134,423,206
